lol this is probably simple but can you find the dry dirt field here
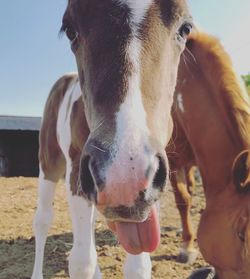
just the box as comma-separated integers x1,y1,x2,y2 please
0,177,208,279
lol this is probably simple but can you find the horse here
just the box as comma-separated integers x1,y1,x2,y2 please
31,1,193,278
167,31,250,278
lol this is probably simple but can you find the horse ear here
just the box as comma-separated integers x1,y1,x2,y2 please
232,150,250,193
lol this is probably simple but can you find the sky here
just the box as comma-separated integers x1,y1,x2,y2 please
0,0,250,117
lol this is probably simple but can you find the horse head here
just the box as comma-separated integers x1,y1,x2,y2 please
61,0,192,254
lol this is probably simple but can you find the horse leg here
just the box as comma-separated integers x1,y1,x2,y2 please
123,252,151,279
67,194,101,279
185,165,196,196
66,161,101,279
31,169,57,279
171,169,198,264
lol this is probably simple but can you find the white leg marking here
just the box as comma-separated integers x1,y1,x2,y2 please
66,163,101,279
67,198,100,278
123,252,152,279
31,169,56,279
178,245,198,265
56,85,101,278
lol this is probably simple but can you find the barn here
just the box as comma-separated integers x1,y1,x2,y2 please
0,116,41,177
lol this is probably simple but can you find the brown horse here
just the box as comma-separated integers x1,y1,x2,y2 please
31,1,193,278
168,31,250,278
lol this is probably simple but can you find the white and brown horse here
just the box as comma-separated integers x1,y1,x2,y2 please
168,32,250,278
31,1,193,278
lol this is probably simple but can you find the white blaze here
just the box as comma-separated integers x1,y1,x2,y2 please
116,0,153,31
103,36,158,206
115,37,149,157
113,0,153,146
99,1,156,205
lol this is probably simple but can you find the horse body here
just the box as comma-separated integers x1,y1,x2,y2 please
33,73,154,278
169,32,250,278
32,1,193,278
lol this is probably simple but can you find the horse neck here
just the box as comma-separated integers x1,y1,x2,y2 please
177,63,250,198
204,60,250,150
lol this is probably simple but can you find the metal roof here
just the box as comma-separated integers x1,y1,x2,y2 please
0,115,41,131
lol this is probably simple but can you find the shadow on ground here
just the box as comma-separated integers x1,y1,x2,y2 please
0,229,120,279
0,233,71,279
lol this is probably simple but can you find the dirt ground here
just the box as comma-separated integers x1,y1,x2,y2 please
0,177,208,279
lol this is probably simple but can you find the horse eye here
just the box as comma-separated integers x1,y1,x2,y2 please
65,26,79,43
178,23,192,39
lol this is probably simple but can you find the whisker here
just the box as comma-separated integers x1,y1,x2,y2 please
181,48,196,79
90,144,106,153
182,52,188,68
91,119,105,134
186,47,197,64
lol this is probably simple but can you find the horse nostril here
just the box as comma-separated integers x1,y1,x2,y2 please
79,155,97,202
153,154,167,190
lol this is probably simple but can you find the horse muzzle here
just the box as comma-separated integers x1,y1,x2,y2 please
79,138,168,219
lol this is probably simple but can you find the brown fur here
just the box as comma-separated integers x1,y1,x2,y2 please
186,32,250,147
63,0,191,149
168,31,250,278
69,97,89,195
140,0,190,146
39,74,77,182
40,73,90,194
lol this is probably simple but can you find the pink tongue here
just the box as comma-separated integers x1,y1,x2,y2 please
113,205,160,255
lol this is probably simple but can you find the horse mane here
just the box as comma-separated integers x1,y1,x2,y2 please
185,31,250,148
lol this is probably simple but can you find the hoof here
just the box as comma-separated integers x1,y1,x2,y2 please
187,267,218,279
177,249,198,265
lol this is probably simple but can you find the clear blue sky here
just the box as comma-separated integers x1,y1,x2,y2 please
0,0,250,116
